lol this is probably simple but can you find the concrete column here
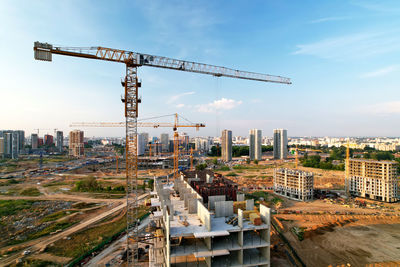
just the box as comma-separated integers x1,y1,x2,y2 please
205,237,212,250
238,249,243,265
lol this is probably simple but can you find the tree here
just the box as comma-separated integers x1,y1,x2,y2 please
254,159,259,165
196,163,207,171
213,158,218,165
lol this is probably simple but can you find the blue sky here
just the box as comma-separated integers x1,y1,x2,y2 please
1,0,400,138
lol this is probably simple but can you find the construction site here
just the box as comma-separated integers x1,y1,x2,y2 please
0,16,399,267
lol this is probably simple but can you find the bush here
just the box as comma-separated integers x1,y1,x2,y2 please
20,187,41,196
226,172,238,176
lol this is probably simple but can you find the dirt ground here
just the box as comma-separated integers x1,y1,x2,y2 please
284,223,400,266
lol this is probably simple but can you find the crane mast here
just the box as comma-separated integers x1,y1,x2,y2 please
34,41,291,266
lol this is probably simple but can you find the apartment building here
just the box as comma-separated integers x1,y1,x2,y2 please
69,130,84,158
348,159,398,203
221,130,232,162
273,168,314,201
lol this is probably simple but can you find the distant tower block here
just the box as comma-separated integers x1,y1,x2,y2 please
69,130,84,158
273,129,287,159
221,129,232,162
249,129,262,160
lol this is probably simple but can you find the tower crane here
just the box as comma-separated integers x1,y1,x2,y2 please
70,113,205,178
34,41,291,265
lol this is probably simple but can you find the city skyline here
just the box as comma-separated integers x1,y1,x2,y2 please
1,1,400,137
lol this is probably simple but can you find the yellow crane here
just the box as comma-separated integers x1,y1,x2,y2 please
34,41,291,265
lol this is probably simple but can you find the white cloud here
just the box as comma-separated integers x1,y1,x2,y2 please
196,98,242,113
167,91,195,104
293,31,400,60
361,101,400,115
309,16,350,24
360,65,399,78
176,103,185,108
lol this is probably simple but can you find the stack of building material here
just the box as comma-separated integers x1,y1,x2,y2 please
242,210,257,219
233,201,246,213
250,213,262,226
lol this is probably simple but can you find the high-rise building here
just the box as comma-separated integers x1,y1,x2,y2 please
44,134,54,146
31,134,38,149
11,131,19,159
16,130,25,151
274,168,314,201
38,138,44,147
180,133,189,152
221,130,232,162
273,129,287,159
160,133,169,152
249,129,262,160
348,159,398,203
142,132,149,144
69,130,84,158
56,131,63,152
195,137,211,152
0,138,4,159
138,133,147,156
0,130,23,159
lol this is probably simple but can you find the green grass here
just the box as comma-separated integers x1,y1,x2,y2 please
226,172,238,176
20,187,41,196
245,191,269,201
0,199,34,217
244,175,257,178
216,166,230,171
13,259,58,267
43,181,69,187
71,202,97,209
47,207,149,259
40,210,78,223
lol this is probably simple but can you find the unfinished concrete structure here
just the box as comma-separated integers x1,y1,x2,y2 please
273,168,313,201
151,172,271,266
69,130,84,158
348,159,398,203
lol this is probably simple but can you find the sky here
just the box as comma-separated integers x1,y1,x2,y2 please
1,0,400,138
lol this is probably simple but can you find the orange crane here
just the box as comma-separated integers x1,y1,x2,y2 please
35,41,291,265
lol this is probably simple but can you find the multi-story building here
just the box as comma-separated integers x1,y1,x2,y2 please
160,133,169,152
348,159,398,203
56,131,63,152
69,130,84,158
0,130,23,159
221,129,232,162
273,168,314,201
273,129,287,159
150,170,271,266
137,133,147,156
0,138,4,159
249,129,262,161
195,137,211,153
44,134,53,146
31,133,38,149
15,130,25,151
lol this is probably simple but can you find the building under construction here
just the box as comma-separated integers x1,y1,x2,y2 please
69,130,84,158
273,168,314,201
150,170,271,266
348,159,398,203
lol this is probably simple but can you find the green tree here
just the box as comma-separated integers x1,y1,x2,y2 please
196,163,207,171
254,159,259,165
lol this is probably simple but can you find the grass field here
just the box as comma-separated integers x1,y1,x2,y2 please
0,199,34,217
20,187,41,196
46,207,149,259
